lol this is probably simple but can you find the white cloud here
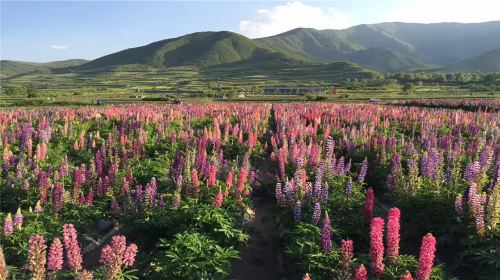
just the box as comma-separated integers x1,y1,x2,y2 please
239,1,351,38
384,0,500,23
50,44,68,50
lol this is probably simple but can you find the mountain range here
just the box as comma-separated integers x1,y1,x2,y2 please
2,21,500,78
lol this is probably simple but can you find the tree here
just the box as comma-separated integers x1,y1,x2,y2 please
402,83,414,94
26,85,38,98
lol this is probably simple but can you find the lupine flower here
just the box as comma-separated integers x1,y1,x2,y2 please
345,178,353,195
3,214,13,236
464,161,481,183
401,271,414,280
76,270,94,280
387,208,401,262
278,150,286,179
47,237,63,271
468,184,481,217
370,217,385,276
28,234,46,280
212,188,223,207
34,200,43,213
0,247,8,280
172,192,181,209
417,233,436,280
53,183,64,212
339,239,354,280
293,200,302,222
225,170,233,188
275,183,284,205
312,202,321,225
13,208,23,230
100,235,138,280
63,224,83,271
237,167,247,194
302,273,311,280
475,207,486,236
208,163,217,187
364,188,374,222
354,264,368,280
321,212,332,253
358,157,368,182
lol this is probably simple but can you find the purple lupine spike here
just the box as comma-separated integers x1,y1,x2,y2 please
52,183,64,212
275,183,284,206
293,200,302,222
358,157,368,183
321,212,332,253
14,208,23,229
3,214,13,236
346,178,353,195
312,202,321,225
321,182,329,204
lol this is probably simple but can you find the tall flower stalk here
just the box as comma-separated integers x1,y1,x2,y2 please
100,235,138,280
62,224,82,272
321,212,332,253
28,235,47,280
370,217,385,276
417,233,436,280
387,207,401,263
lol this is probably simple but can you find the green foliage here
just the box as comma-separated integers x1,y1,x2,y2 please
151,232,239,279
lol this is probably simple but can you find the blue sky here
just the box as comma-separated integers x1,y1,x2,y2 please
2,0,499,62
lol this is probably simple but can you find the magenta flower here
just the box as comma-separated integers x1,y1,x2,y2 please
401,271,414,280
225,170,233,188
208,163,217,187
28,234,47,280
3,214,13,236
63,224,83,271
417,233,436,280
100,235,138,279
364,188,374,222
48,237,63,271
354,264,368,280
387,207,401,261
212,188,223,207
340,239,353,262
172,192,181,209
53,183,64,212
321,212,332,253
237,167,247,194
370,217,385,276
13,208,23,230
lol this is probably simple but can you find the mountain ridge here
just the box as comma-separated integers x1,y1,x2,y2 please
2,21,500,78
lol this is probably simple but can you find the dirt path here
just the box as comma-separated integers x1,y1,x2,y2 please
231,193,280,280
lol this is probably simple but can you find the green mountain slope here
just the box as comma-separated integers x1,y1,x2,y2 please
0,59,88,78
341,47,426,72
443,48,500,72
41,21,500,74
257,21,500,71
77,31,309,70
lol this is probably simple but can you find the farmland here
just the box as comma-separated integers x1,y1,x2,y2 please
0,101,498,279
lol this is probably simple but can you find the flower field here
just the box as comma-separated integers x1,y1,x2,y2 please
0,102,498,280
